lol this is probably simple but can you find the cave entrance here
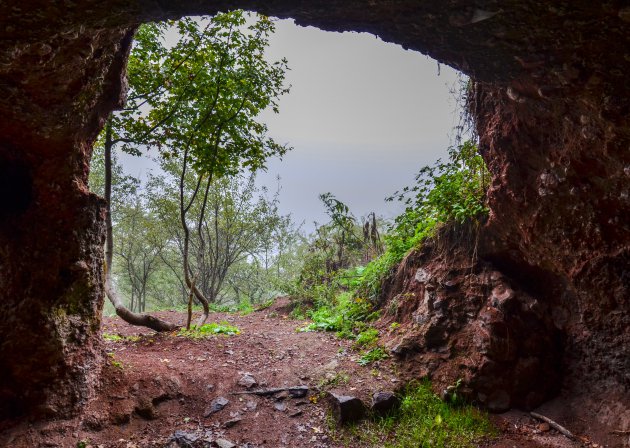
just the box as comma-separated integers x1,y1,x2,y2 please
103,15,467,315
1,3,628,440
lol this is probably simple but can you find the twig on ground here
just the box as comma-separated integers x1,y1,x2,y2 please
530,412,576,440
610,430,630,435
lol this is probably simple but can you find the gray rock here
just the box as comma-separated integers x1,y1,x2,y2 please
214,439,236,448
288,385,309,398
223,416,242,428
168,430,199,447
204,396,230,417
371,391,399,415
327,392,366,425
237,374,258,389
245,400,257,411
274,401,287,412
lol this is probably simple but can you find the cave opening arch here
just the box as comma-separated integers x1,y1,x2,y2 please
0,1,628,426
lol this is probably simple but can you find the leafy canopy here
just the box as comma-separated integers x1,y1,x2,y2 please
114,11,290,178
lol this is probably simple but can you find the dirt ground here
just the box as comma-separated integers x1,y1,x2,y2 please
0,300,620,447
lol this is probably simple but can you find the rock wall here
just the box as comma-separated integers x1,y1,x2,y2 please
477,79,630,389
0,20,136,417
0,0,628,420
378,223,564,412
378,73,629,425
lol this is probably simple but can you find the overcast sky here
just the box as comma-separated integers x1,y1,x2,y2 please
257,19,463,228
121,17,463,230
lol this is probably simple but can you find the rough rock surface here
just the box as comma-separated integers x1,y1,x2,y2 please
380,224,563,412
327,392,366,425
0,0,628,429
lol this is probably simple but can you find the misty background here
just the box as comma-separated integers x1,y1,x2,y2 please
120,17,464,229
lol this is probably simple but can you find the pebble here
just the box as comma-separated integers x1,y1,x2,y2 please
215,439,236,448
204,396,229,417
274,402,287,412
237,374,258,389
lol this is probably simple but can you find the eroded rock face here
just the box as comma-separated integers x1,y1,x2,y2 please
0,0,628,422
381,225,563,412
476,82,630,393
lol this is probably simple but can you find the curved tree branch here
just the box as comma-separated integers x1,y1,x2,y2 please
104,117,178,332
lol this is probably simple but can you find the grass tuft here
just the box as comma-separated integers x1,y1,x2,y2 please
358,347,388,366
177,321,240,339
103,333,141,342
337,381,495,448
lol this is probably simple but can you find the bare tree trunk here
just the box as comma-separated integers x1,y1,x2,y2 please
103,118,177,332
179,145,210,326
186,274,198,330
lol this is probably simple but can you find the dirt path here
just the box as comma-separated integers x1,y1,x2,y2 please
1,303,592,447
94,307,403,448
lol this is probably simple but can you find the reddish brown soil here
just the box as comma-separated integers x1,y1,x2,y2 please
0,301,605,447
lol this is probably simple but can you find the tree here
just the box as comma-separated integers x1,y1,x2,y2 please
114,193,165,313
101,123,178,331
117,12,290,326
91,138,177,329
98,11,290,328
148,164,291,310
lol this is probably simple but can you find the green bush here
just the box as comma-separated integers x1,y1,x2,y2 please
353,139,489,300
388,139,489,234
292,140,489,344
299,292,379,339
354,328,379,348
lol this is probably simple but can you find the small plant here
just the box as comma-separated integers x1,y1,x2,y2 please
255,298,275,311
178,321,240,339
301,292,380,339
76,441,88,448
318,371,350,390
358,347,388,366
389,322,400,331
107,352,124,370
444,378,465,405
290,304,307,320
103,333,140,342
354,328,379,349
334,381,494,447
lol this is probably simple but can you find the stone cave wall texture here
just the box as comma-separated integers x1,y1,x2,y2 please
0,0,628,425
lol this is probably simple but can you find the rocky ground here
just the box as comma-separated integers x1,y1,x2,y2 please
0,300,616,447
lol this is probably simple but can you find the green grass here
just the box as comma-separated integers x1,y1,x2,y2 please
358,347,388,366
354,328,379,349
102,333,141,342
299,292,379,339
338,381,495,448
209,300,254,315
177,321,240,339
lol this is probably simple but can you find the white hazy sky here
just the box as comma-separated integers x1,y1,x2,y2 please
121,18,463,229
